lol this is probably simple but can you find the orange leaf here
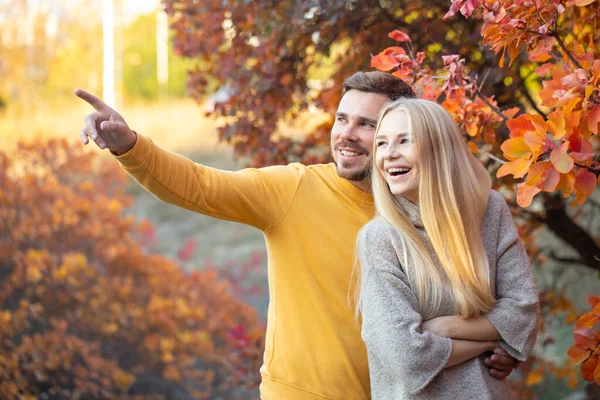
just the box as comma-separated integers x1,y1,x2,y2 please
547,111,567,140
388,30,412,43
524,131,545,154
525,370,543,386
525,162,550,185
576,310,600,329
392,69,414,84
503,107,520,119
371,54,400,71
557,171,576,196
517,183,542,207
468,141,478,154
568,344,591,365
563,97,582,115
550,143,574,173
581,354,598,382
592,59,600,86
574,169,597,195
466,122,479,137
497,158,532,179
587,105,600,134
501,137,531,160
507,114,535,138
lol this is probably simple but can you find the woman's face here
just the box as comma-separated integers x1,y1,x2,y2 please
375,109,419,203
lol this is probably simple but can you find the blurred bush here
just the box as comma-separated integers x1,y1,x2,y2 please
0,140,264,399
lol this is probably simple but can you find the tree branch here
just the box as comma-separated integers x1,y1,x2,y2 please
475,91,510,122
548,251,590,267
521,79,547,118
552,32,585,72
543,193,600,272
575,162,600,176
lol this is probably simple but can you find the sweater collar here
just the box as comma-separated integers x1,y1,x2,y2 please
396,196,424,228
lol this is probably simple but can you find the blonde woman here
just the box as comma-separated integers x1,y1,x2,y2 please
357,98,539,399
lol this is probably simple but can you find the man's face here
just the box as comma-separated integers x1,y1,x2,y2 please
331,90,391,186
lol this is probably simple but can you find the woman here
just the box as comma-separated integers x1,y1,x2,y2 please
356,98,539,399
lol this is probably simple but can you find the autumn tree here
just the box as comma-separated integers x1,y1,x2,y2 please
0,140,264,399
166,0,600,396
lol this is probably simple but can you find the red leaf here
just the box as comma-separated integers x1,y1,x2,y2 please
588,296,600,307
542,167,561,192
371,54,400,71
574,328,597,350
388,30,412,43
177,237,197,262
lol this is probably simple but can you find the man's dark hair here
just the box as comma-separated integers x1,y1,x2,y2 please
342,71,416,101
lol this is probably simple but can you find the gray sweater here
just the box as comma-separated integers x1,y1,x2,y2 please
358,191,539,400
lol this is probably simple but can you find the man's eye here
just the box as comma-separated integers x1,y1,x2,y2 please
361,123,375,129
337,117,347,123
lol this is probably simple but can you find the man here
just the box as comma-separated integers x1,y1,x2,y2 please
76,71,517,399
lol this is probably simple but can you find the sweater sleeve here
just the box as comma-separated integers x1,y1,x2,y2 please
358,220,452,395
114,133,303,231
483,193,540,361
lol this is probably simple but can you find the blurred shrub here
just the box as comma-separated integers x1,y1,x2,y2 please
0,140,264,399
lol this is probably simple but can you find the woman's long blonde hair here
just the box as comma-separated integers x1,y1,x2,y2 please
353,98,495,319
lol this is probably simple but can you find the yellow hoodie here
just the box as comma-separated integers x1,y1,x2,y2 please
116,133,374,399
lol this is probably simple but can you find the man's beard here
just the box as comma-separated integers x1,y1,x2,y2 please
334,159,372,182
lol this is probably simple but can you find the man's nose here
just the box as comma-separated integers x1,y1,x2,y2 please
340,125,358,141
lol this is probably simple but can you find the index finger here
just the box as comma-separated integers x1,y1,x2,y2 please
74,89,109,112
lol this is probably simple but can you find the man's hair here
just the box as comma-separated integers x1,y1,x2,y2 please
342,71,416,101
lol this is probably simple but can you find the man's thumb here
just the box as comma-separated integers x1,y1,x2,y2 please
100,120,126,134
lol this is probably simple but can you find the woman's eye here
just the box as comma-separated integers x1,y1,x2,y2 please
376,141,387,147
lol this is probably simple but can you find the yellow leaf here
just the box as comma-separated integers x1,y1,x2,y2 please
586,85,594,100
497,158,531,179
525,370,543,386
501,137,531,160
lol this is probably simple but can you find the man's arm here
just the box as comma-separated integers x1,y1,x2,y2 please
75,89,301,231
